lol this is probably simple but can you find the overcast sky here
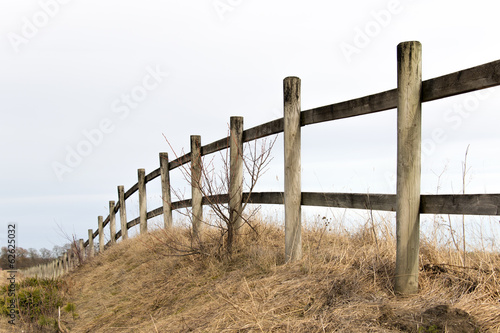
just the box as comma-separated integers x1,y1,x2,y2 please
2,0,500,251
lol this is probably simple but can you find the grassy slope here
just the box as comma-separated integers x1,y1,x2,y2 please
53,221,499,332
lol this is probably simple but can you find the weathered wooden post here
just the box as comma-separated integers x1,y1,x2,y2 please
62,256,66,273
138,168,148,234
191,135,203,238
109,201,116,244
284,76,302,262
54,259,59,278
57,258,62,277
60,257,65,275
98,216,105,253
229,116,244,239
68,249,74,271
160,152,173,229
59,258,63,276
88,229,95,258
63,252,68,274
51,260,56,278
79,239,85,264
118,185,128,240
396,41,422,295
68,247,73,271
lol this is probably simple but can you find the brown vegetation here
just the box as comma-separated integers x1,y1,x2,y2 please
35,215,500,333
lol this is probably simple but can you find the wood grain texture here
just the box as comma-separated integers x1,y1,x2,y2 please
98,216,105,253
191,135,203,237
118,185,128,240
109,201,116,244
302,192,396,211
422,59,500,102
230,116,244,234
284,76,302,262
243,118,284,143
395,41,422,295
88,229,94,257
421,194,500,215
301,88,398,126
202,137,230,156
160,152,173,228
138,168,147,234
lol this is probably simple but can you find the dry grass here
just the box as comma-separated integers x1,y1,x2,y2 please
52,216,500,332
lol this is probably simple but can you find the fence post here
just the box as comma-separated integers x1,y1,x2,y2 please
88,229,95,258
229,116,244,238
63,252,68,274
138,169,148,234
52,260,56,278
118,185,128,240
191,135,203,238
58,258,63,277
109,201,116,244
68,246,73,271
79,239,85,264
284,76,302,262
98,216,105,253
54,259,59,278
68,249,74,271
396,41,422,295
160,152,173,228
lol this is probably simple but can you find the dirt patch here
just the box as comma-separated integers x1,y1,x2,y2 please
378,304,480,332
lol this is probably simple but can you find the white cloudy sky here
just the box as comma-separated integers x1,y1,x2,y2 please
1,0,500,251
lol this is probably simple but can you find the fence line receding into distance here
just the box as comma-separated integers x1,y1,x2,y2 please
23,41,500,295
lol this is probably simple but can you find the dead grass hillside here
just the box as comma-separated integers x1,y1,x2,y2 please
52,219,500,332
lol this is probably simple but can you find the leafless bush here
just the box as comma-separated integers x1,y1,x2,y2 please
164,131,277,257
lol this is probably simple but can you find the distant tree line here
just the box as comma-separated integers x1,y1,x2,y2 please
0,244,72,270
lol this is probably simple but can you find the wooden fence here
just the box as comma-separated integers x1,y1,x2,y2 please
22,41,500,294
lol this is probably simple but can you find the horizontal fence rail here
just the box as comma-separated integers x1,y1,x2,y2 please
104,57,500,207
22,42,500,295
